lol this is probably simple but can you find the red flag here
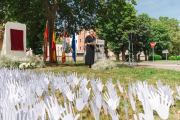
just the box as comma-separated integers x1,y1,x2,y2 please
43,25,48,62
51,26,56,63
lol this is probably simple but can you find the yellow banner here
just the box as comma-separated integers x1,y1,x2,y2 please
53,50,56,61
62,52,65,57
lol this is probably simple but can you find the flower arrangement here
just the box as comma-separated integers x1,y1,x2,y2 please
92,59,117,70
0,54,45,69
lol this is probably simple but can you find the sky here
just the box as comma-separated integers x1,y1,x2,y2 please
134,0,180,25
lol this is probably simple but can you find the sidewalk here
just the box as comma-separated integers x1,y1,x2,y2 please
115,61,180,71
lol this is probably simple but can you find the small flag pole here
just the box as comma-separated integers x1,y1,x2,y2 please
54,22,58,64
62,23,65,66
71,24,75,66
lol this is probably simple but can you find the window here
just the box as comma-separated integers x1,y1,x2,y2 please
80,47,81,50
80,39,81,42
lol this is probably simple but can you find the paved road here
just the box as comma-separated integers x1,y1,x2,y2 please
115,61,180,71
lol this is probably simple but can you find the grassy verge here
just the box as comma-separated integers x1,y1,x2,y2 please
34,65,180,120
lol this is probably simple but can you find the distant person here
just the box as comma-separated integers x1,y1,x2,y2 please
85,29,96,68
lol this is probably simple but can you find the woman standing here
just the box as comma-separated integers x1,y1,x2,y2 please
85,29,96,68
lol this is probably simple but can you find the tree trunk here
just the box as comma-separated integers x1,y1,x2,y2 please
105,50,108,59
104,39,109,59
134,53,137,61
148,50,149,60
134,44,137,61
143,50,147,61
121,46,125,61
115,53,120,60
145,54,147,61
47,21,54,62
42,0,58,63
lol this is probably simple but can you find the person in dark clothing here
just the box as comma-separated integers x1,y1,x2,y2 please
85,29,96,68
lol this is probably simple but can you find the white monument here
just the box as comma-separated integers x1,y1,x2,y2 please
94,39,105,63
1,22,26,57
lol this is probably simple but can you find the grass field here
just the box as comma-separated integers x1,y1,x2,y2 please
34,64,180,120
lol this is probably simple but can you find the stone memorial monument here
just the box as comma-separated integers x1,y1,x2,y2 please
94,39,104,63
1,22,26,57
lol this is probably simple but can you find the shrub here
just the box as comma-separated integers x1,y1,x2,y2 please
0,55,19,68
169,56,176,60
0,54,45,69
148,55,162,60
177,56,180,60
155,55,162,60
148,56,153,60
162,56,166,60
92,59,117,71
25,54,45,68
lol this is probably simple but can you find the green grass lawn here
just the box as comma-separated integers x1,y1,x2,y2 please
34,65,180,120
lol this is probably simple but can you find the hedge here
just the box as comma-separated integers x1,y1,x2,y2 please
148,55,162,60
169,56,176,60
177,56,180,60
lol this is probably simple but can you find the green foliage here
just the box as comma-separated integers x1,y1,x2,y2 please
162,56,166,60
155,55,162,60
158,17,180,55
148,55,162,60
56,39,63,44
176,56,180,60
134,13,152,55
150,18,172,56
95,0,137,60
169,56,176,60
92,59,118,71
148,56,153,60
1,0,103,61
125,54,132,61
0,25,5,39
1,0,47,55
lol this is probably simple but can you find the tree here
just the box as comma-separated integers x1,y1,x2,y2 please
95,0,137,60
56,38,63,44
150,23,172,56
134,13,151,60
0,0,47,55
42,0,101,62
1,0,102,62
158,16,180,55
0,0,6,23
